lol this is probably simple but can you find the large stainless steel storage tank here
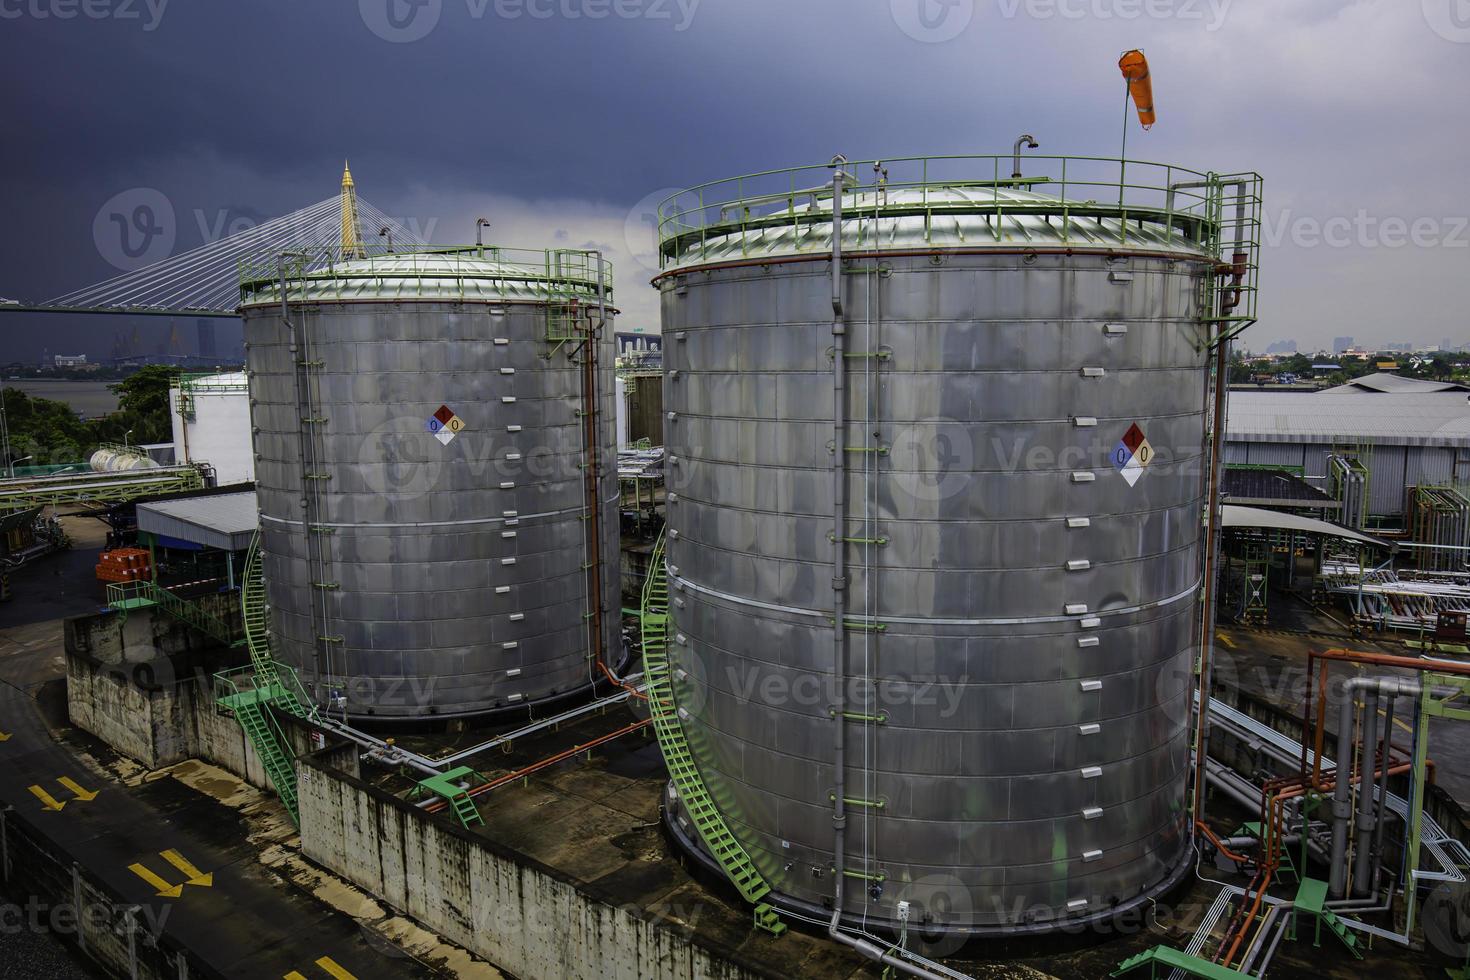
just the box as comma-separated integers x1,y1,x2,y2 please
654,156,1258,937
240,246,619,719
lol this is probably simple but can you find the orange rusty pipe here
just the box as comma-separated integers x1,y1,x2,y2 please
1304,648,1469,788
424,719,651,813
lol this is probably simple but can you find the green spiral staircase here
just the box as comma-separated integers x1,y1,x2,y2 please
214,531,318,825
640,529,785,936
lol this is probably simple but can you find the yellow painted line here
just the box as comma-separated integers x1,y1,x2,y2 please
315,957,358,980
57,777,98,802
128,862,183,898
27,785,65,812
283,973,309,980
0,731,11,742
160,848,213,888
1215,632,1237,650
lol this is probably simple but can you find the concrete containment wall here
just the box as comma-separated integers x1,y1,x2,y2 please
63,604,315,791
297,748,782,980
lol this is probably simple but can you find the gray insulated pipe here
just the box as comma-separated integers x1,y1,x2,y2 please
819,157,970,980
1328,680,1360,898
1350,685,1379,897
1329,677,1422,899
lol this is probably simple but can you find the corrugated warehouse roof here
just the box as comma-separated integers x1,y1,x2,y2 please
1221,504,1392,549
136,491,257,551
1226,391,1470,447
1221,468,1336,509
1322,372,1470,394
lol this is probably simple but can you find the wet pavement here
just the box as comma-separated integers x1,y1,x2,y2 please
0,518,466,979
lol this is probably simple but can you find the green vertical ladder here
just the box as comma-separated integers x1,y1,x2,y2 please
640,530,785,936
215,531,316,825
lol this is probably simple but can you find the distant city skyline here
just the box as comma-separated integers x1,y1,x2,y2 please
1245,337,1465,356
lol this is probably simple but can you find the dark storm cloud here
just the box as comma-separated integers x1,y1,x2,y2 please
1,0,1468,357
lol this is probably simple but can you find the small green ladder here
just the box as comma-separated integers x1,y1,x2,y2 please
409,766,487,830
641,529,784,936
1289,877,1364,960
1111,945,1252,978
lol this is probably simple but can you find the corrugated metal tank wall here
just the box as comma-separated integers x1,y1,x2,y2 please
657,183,1220,934
242,250,618,719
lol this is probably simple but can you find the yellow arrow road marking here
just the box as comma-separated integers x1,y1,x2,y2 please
57,777,98,802
314,957,358,980
28,785,66,811
0,731,11,742
1215,632,1237,649
160,849,213,888
283,957,357,980
128,863,183,898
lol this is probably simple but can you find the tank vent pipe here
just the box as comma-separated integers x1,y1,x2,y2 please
1012,134,1038,179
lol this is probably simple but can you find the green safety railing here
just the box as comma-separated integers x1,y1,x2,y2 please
640,529,785,936
105,580,243,649
237,244,613,303
655,154,1261,344
176,371,248,420
0,465,205,509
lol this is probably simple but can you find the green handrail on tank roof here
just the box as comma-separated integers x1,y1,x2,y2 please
236,243,614,305
654,154,1261,343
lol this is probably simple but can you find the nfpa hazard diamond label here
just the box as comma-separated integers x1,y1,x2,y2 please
425,405,466,445
1112,423,1153,487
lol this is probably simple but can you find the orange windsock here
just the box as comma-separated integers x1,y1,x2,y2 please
1118,49,1155,130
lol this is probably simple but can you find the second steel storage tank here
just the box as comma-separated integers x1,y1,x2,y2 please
240,246,619,719
653,155,1259,937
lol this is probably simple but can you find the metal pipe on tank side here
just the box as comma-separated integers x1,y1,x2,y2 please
815,159,974,980
1328,678,1358,898
1192,177,1250,833
277,253,325,685
827,155,851,933
1330,676,1424,898
1352,685,1379,895
1371,694,1397,895
582,253,608,674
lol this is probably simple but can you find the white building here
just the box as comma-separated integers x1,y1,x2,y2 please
169,371,254,485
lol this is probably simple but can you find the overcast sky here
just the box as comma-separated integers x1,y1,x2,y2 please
1,0,1467,358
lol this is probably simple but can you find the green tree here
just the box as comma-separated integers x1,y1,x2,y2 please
1229,351,1252,383
100,366,178,445
1,388,98,467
